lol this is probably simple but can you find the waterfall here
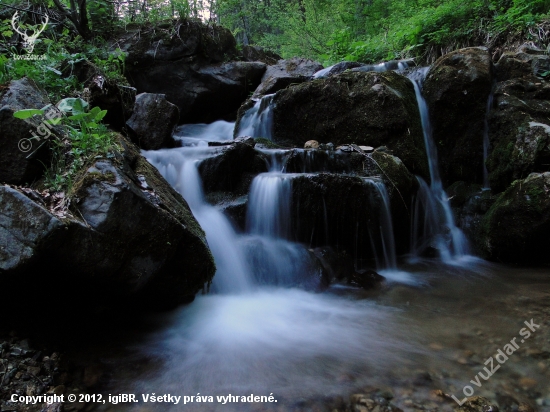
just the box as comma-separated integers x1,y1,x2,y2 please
407,68,470,262
236,94,275,139
145,147,254,293
246,173,293,240
367,179,397,270
483,87,495,189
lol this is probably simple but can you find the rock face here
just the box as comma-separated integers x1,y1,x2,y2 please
423,47,494,186
252,57,324,97
122,20,266,123
126,93,179,150
486,47,550,193
0,136,215,309
272,71,428,178
478,172,550,263
0,78,52,185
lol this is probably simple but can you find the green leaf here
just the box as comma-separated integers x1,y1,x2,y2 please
94,110,107,121
58,98,89,115
13,109,44,119
68,113,88,121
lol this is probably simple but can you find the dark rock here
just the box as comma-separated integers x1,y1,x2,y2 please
291,160,416,262
127,60,265,123
272,71,428,178
126,93,179,150
62,59,136,130
349,269,385,289
423,47,494,185
123,19,238,65
0,78,52,185
478,172,550,263
486,77,550,193
0,135,215,311
241,45,281,65
448,181,497,254
198,141,268,196
252,57,323,98
121,20,265,123
495,48,550,81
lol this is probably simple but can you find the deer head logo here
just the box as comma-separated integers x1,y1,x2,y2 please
11,11,49,54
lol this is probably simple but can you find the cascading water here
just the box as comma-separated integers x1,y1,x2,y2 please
236,94,275,139
407,68,470,262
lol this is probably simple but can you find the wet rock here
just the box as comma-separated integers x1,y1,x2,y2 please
252,57,323,98
478,172,550,263
448,181,497,253
126,93,179,150
423,47,494,185
0,78,52,184
241,45,281,65
455,396,499,412
198,141,268,196
0,135,215,311
349,269,385,289
122,19,265,123
272,71,428,178
304,140,319,149
486,78,550,193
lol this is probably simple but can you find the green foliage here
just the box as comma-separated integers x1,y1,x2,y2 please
215,0,550,64
13,101,117,192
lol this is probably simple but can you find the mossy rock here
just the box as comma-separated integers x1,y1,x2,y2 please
486,78,550,193
478,172,550,264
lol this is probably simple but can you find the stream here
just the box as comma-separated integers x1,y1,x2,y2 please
84,71,550,412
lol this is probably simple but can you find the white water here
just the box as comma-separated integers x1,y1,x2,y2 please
408,68,470,262
236,94,275,139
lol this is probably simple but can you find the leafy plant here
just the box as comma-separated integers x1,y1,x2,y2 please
13,100,117,193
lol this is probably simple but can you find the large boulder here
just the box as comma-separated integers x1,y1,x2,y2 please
486,48,550,193
126,93,179,150
423,47,494,186
252,57,324,98
478,172,550,264
122,20,266,123
0,78,52,185
271,71,428,178
0,135,215,310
